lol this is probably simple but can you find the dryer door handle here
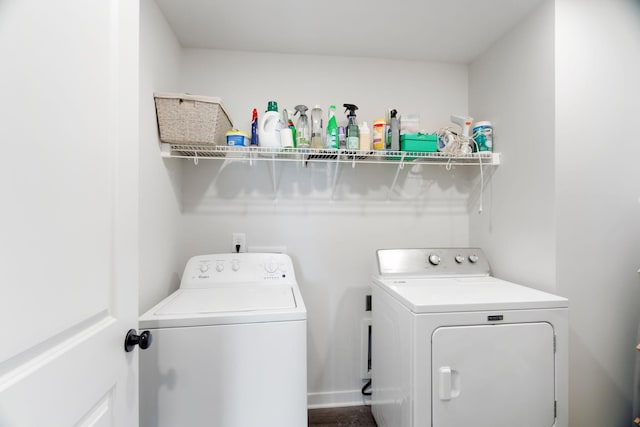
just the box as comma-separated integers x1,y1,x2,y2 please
438,366,461,401
438,366,452,400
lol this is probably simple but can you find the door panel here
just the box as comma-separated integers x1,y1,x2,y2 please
432,322,555,427
75,393,114,427
0,1,139,426
0,0,112,366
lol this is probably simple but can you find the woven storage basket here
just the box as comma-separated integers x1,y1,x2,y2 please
154,93,233,145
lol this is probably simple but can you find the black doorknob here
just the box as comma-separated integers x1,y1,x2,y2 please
124,329,152,352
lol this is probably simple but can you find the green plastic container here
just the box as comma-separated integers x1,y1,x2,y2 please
400,133,438,152
386,133,439,160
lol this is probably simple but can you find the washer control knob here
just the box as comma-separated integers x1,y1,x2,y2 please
265,261,278,273
468,254,479,263
428,254,441,266
216,263,224,272
454,255,465,264
200,264,209,273
231,262,240,272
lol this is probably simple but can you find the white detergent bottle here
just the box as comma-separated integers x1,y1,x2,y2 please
258,101,282,148
359,121,371,151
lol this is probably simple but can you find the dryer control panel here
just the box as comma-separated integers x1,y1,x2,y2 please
376,248,491,277
180,253,296,288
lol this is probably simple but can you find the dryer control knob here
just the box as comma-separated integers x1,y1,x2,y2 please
216,263,224,272
468,254,479,263
231,262,240,272
428,254,441,266
200,264,209,273
455,255,465,264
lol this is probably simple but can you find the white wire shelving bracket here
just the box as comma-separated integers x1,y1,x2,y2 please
160,143,501,166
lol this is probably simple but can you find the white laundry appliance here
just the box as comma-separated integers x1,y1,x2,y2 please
139,253,307,427
371,248,568,427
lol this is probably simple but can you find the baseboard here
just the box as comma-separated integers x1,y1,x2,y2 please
307,389,372,409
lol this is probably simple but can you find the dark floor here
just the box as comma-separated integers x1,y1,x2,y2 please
308,405,377,427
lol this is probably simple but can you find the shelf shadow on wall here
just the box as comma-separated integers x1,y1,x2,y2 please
178,159,483,216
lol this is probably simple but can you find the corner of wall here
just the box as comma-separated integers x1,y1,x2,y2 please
468,0,556,292
138,0,185,313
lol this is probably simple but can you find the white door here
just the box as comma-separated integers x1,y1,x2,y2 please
432,322,556,427
0,1,140,426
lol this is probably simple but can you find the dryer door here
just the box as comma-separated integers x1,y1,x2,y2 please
432,322,555,427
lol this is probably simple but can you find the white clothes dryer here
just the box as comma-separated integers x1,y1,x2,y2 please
371,248,568,427
139,253,307,427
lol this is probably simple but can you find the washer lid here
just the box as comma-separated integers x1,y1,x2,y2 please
157,285,295,315
139,284,306,329
374,276,568,313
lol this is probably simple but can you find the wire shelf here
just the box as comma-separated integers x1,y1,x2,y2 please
161,143,501,166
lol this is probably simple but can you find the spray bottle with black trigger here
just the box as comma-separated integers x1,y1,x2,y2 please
389,109,400,151
343,103,359,150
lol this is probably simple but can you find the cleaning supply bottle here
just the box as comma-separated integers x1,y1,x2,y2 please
389,109,400,151
372,119,386,150
472,121,493,152
359,121,371,151
344,103,359,150
280,109,294,148
325,105,339,149
258,101,282,148
286,111,297,148
294,105,311,148
251,108,259,146
310,105,324,148
338,126,346,149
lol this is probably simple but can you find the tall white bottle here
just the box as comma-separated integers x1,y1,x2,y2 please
258,100,282,148
359,121,371,151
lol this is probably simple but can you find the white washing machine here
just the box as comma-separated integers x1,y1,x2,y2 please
139,253,307,427
371,248,568,427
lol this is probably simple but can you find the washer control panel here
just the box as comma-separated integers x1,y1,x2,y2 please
377,248,491,276
180,253,295,288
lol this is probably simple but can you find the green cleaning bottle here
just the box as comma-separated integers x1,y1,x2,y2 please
325,105,339,149
283,109,297,148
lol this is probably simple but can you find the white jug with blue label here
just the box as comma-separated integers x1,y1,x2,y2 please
258,101,282,148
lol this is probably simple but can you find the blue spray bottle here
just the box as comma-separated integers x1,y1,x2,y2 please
251,108,259,146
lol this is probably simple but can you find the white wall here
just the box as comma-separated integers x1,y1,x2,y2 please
472,0,640,425
555,0,640,425
175,49,475,406
138,0,185,313
469,0,557,292
179,50,470,135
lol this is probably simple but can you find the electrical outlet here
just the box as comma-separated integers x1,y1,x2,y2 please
232,233,246,253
